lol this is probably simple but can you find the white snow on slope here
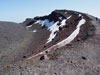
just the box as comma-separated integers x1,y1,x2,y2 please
35,19,54,27
26,25,33,29
67,15,72,19
26,25,32,27
56,18,86,48
45,18,86,53
26,25,32,29
61,19,66,26
34,15,72,43
32,30,37,32
65,12,67,14
47,21,59,43
60,16,72,27
57,28,80,47
79,14,82,17
77,18,86,28
28,17,86,59
59,17,63,20
47,16,72,43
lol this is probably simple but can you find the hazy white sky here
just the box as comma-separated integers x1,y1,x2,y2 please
0,0,100,23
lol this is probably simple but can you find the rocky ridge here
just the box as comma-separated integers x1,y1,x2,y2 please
0,10,100,75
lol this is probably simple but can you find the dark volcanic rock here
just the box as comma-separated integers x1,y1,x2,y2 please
34,11,66,22
0,10,100,75
22,9,96,56
23,18,35,26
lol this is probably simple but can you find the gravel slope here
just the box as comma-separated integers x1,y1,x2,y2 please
0,15,100,75
0,21,34,68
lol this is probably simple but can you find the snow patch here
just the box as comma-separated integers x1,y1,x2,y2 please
46,18,86,52
34,15,72,43
65,12,67,14
79,14,82,17
60,16,72,27
67,15,72,19
47,15,72,43
47,18,69,43
32,30,37,32
35,19,54,27
60,19,67,27
47,21,59,43
57,28,80,47
26,25,32,28
26,25,33,29
59,17,63,20
77,18,86,28
57,18,86,47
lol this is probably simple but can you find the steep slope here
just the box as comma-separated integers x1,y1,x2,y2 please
0,21,35,68
0,10,100,75
23,10,95,56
